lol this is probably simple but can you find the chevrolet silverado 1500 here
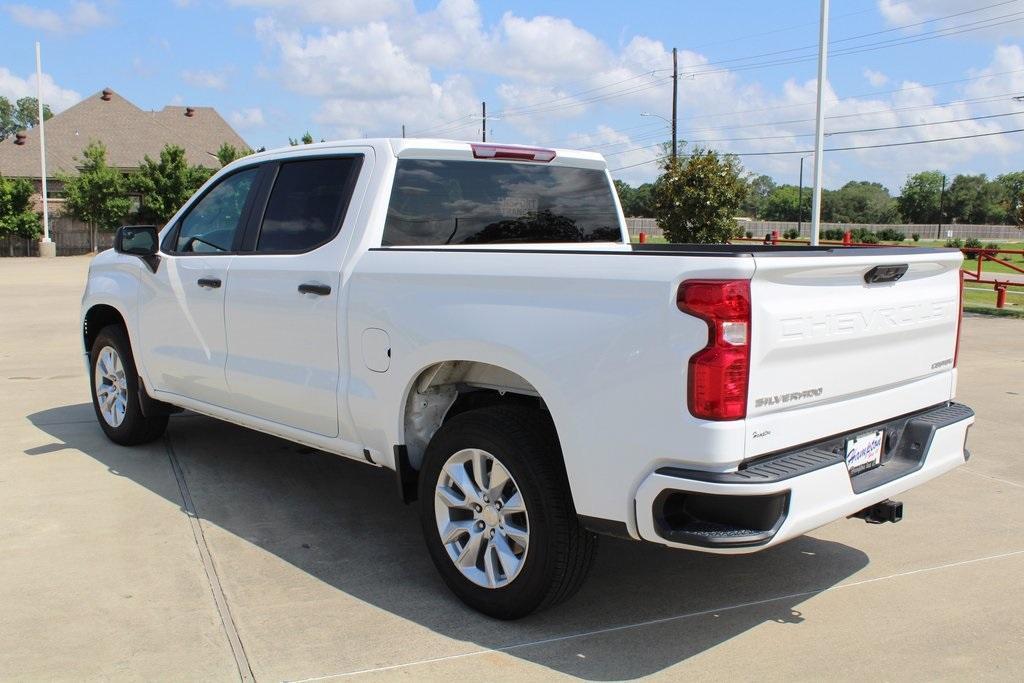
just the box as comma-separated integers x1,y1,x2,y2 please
81,139,974,618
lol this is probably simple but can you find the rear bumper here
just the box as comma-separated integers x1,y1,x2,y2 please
634,402,974,553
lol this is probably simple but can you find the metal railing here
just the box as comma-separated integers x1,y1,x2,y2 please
719,232,1023,310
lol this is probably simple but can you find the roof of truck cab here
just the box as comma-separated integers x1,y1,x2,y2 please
239,138,607,169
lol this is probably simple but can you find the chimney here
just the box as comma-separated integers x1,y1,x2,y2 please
101,87,113,101
185,107,195,117
14,132,27,145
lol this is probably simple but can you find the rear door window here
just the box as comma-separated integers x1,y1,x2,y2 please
255,157,360,252
383,159,623,246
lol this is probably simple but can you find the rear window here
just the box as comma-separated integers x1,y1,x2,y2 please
382,159,623,246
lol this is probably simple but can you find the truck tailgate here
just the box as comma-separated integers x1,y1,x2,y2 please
744,248,962,458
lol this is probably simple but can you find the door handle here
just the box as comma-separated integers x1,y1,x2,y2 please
298,282,331,296
197,277,222,288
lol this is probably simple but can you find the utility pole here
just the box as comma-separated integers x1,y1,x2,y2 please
937,173,947,239
35,42,53,256
401,124,406,138
482,101,486,142
671,47,678,161
809,0,830,247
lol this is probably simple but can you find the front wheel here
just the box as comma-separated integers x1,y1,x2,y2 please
418,405,597,619
89,325,168,446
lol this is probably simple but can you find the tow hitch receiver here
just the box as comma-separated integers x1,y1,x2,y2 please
853,499,903,524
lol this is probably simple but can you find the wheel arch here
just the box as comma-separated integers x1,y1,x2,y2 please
83,303,129,354
399,360,560,473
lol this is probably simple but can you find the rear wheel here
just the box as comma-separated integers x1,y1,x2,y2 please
418,405,597,619
89,325,168,446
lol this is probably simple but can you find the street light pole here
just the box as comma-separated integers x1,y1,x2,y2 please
798,156,805,234
809,0,830,247
671,47,678,161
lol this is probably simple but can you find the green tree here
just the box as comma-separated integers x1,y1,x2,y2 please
130,144,214,225
652,148,748,243
760,184,810,222
994,171,1024,224
289,131,315,146
897,171,944,223
0,95,53,141
215,142,253,167
614,180,656,216
740,173,776,218
825,181,898,224
0,175,40,255
945,174,1005,224
58,141,132,252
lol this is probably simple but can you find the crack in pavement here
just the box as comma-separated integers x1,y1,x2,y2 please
165,435,255,682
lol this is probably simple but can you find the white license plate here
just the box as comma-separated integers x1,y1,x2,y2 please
845,430,884,475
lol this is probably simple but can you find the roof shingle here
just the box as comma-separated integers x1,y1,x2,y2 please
0,88,249,178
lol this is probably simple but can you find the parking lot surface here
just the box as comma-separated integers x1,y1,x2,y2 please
1,256,1022,681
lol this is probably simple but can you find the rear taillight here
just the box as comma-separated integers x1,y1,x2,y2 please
678,279,751,421
471,144,556,162
954,270,963,367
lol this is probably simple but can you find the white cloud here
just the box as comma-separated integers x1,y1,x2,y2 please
181,68,232,90
230,107,265,128
237,1,1024,188
3,1,110,33
0,67,80,111
228,0,411,25
876,0,1024,38
863,69,890,87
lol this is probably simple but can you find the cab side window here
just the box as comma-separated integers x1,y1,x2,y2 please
255,157,360,253
174,168,259,253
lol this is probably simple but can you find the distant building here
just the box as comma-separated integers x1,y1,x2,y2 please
0,87,249,252
0,87,247,180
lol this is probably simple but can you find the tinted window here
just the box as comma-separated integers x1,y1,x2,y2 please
256,157,359,252
176,168,258,253
382,160,623,246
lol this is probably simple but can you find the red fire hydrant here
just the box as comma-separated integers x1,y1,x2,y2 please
771,230,779,245
996,283,1007,309
638,231,647,244
843,230,852,246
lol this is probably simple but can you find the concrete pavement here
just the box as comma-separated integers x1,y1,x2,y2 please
1,256,1022,681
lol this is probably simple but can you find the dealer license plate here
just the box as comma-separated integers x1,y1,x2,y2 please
845,430,884,475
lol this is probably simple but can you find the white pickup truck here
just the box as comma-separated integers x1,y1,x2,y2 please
81,139,974,619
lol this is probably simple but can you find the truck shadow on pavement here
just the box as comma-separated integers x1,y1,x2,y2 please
28,405,870,681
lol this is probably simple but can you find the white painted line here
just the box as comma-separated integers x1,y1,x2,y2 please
285,548,1024,682
959,467,1024,489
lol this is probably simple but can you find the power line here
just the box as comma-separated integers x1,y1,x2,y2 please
688,11,1024,78
685,0,1020,72
602,110,1024,155
607,127,1024,171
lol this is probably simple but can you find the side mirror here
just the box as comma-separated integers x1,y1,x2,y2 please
115,225,160,272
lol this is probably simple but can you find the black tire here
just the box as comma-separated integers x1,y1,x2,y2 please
418,405,597,619
89,325,168,446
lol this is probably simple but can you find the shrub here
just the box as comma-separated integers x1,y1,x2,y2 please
783,228,800,239
849,227,878,243
911,233,920,242
745,230,753,238
822,228,844,240
876,228,905,242
963,237,982,259
944,238,964,248
984,242,999,251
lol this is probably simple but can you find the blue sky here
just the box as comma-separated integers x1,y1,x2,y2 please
2,0,1023,191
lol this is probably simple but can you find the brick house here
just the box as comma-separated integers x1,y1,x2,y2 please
0,87,249,253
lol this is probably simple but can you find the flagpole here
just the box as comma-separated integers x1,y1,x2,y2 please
809,0,830,247
36,41,54,256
